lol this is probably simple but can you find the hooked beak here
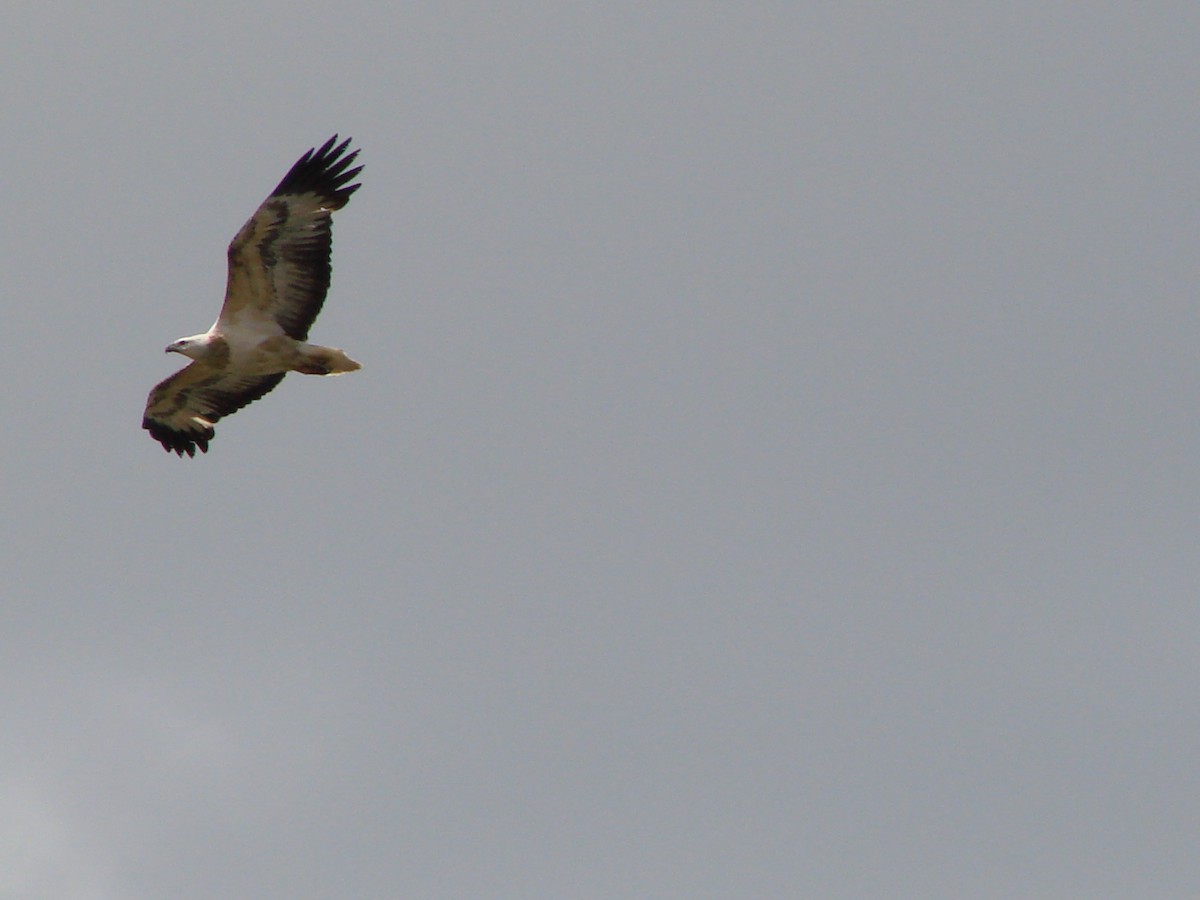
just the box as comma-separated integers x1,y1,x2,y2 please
165,344,180,354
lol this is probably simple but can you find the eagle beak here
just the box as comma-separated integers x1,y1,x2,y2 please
165,345,178,354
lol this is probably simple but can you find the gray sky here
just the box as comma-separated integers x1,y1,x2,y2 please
3,2,1199,897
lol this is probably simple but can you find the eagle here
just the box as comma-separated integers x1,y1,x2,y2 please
143,136,364,456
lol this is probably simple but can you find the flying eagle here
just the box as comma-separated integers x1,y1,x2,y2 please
143,136,364,456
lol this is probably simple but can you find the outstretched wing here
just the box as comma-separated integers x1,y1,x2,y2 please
142,364,286,456
218,136,362,341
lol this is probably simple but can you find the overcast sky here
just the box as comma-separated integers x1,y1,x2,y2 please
3,2,1199,897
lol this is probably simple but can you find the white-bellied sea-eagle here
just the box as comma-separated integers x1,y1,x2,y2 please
143,136,363,456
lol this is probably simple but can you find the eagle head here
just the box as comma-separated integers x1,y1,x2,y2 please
166,335,210,360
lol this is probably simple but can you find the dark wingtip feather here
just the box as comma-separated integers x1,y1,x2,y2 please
143,417,211,458
270,135,363,207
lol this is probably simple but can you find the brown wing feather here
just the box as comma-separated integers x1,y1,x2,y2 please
142,363,286,457
218,136,362,341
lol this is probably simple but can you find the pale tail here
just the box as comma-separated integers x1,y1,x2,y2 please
296,345,362,375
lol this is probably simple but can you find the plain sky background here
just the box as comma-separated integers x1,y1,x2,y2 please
2,2,1198,897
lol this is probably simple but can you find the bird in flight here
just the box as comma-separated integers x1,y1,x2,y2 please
143,136,363,456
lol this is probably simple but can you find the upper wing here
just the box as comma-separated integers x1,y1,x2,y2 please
218,136,363,341
142,363,286,456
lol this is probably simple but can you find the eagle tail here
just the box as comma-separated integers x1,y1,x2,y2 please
294,345,361,376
